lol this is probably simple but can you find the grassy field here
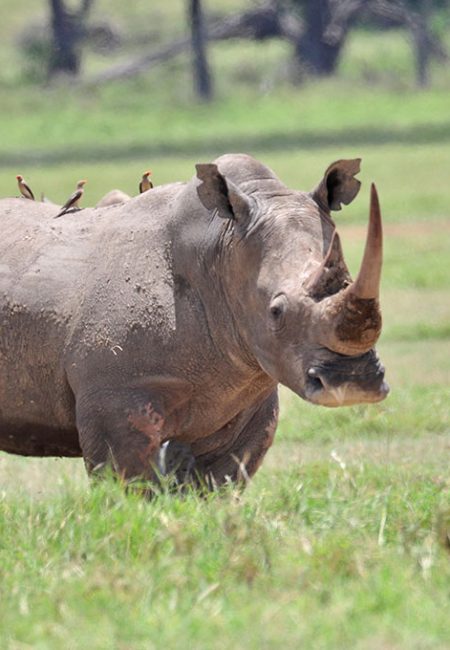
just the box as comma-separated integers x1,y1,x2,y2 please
0,4,450,649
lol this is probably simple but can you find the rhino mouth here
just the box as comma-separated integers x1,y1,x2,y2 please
304,351,389,407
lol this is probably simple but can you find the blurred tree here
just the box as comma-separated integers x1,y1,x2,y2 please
188,0,213,101
84,0,448,91
87,1,298,85
287,0,366,76
368,0,448,87
48,0,94,77
285,0,447,85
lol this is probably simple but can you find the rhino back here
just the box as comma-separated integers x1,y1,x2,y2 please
0,184,184,430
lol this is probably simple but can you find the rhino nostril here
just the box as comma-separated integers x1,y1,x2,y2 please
308,367,324,391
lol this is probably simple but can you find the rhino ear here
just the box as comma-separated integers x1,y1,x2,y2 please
311,159,361,212
195,163,252,221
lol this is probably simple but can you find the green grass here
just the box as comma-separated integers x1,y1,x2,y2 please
340,220,450,287
278,383,449,443
1,465,449,650
0,4,450,648
1,85,450,161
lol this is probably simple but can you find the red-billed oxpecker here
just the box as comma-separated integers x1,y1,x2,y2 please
54,180,87,219
16,174,34,200
139,170,153,194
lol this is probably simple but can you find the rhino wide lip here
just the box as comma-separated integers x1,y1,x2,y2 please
304,373,390,407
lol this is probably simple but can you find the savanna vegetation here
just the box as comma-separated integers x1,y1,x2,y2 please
0,1,449,648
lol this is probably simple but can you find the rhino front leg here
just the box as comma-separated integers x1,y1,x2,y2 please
191,389,279,488
75,389,166,484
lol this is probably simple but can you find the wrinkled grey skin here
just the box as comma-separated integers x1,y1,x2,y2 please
0,154,388,487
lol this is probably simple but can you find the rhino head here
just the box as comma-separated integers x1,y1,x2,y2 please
195,154,389,407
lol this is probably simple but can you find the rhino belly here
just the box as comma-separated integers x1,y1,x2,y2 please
0,419,81,457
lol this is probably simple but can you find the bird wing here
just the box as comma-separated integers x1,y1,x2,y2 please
61,188,82,210
54,189,83,218
23,182,34,200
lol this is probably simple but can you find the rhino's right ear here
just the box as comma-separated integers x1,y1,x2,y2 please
311,158,361,212
195,163,252,221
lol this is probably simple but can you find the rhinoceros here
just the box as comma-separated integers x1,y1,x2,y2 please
0,154,388,487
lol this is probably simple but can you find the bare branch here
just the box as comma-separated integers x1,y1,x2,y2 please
323,0,369,46
78,0,95,20
84,2,301,86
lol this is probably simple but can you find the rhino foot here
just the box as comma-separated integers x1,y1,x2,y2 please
158,440,197,487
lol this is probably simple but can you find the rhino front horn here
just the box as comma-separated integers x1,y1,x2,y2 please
315,184,383,356
351,183,382,300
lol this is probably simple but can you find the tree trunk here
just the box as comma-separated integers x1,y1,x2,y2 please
294,0,342,76
368,0,445,89
412,22,429,87
48,0,80,76
410,0,432,88
189,0,213,101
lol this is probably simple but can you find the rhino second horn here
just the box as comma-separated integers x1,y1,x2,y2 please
305,229,338,295
351,183,383,300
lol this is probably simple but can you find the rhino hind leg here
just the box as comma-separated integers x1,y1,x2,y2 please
75,389,165,487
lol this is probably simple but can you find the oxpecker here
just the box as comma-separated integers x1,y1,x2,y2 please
54,180,87,219
16,175,34,200
139,170,153,194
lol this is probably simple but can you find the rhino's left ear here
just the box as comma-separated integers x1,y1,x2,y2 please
310,158,361,212
195,163,252,221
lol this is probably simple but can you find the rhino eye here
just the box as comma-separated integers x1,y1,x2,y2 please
269,295,287,328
